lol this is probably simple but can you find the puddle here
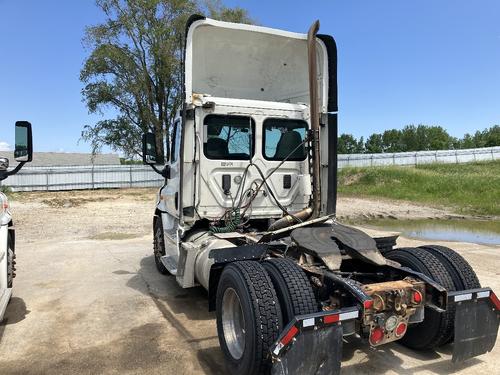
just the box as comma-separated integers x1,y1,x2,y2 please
361,219,500,246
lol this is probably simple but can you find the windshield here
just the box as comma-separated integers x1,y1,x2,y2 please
204,115,255,160
263,118,308,161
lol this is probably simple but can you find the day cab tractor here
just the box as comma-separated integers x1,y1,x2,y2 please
142,16,500,375
0,121,33,322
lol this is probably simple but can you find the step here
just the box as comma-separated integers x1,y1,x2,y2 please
160,255,178,275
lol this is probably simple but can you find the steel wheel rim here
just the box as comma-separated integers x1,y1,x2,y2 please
222,287,246,360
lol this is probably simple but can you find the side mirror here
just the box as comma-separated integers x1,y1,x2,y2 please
14,121,33,163
142,132,158,165
0,158,8,171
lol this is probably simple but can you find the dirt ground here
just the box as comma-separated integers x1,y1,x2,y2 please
0,188,499,374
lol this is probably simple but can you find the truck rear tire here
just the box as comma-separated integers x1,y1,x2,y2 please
384,247,456,350
418,245,480,290
153,215,169,275
262,258,318,324
418,245,481,344
216,261,282,375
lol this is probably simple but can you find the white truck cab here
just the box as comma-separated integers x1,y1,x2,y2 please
0,121,33,321
142,16,499,375
143,16,337,282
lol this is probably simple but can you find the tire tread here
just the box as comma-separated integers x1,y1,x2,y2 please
226,261,281,375
263,258,317,321
385,247,455,349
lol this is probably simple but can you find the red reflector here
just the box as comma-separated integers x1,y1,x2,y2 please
364,299,374,310
395,322,407,336
280,325,299,346
413,291,422,304
324,314,339,324
490,292,500,311
369,327,384,345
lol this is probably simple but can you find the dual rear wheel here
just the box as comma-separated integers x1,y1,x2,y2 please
384,245,480,350
216,259,318,375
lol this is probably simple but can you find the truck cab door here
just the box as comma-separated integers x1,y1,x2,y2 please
163,119,182,217
157,118,182,274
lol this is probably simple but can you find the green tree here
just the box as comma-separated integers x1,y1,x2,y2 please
365,133,383,153
399,125,418,151
425,125,456,150
461,125,500,148
484,125,500,147
393,124,455,152
357,136,365,153
382,129,403,152
338,134,363,154
203,0,253,23
80,0,252,159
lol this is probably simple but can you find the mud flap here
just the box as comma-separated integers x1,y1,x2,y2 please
449,288,500,362
270,307,358,375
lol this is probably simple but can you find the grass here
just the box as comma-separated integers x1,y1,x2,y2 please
338,160,500,216
0,185,12,197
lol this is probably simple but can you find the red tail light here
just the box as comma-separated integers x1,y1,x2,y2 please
412,290,422,304
280,325,298,346
490,292,500,310
364,299,374,310
395,322,407,337
324,314,340,324
369,327,384,345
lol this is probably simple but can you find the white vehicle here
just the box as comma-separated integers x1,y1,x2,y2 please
0,121,33,321
143,16,499,375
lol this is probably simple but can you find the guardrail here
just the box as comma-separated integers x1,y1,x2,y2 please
1,147,499,192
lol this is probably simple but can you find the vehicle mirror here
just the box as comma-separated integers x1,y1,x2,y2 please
0,157,9,171
142,132,158,165
14,121,33,163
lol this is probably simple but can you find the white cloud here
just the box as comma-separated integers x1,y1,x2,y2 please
0,141,11,151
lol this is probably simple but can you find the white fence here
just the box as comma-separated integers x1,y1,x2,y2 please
338,146,500,169
2,165,164,192
1,147,499,192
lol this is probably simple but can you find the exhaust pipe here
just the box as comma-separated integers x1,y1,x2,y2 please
268,20,322,232
307,20,322,220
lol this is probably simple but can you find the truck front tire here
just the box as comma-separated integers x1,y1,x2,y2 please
216,261,282,375
153,215,169,275
7,231,15,288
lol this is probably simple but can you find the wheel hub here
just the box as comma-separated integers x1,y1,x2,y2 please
222,287,246,360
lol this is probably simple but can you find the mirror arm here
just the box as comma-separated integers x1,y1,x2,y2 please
149,163,168,178
5,161,26,177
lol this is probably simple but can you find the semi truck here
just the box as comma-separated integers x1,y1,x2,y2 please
0,121,33,322
142,16,499,375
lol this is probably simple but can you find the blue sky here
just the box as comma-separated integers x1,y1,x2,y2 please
1,0,499,153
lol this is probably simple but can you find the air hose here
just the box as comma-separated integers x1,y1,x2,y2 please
209,208,241,233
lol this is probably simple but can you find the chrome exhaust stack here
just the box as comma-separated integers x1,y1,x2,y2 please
267,20,322,232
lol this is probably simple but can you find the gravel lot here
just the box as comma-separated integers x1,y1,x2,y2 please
0,189,498,374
